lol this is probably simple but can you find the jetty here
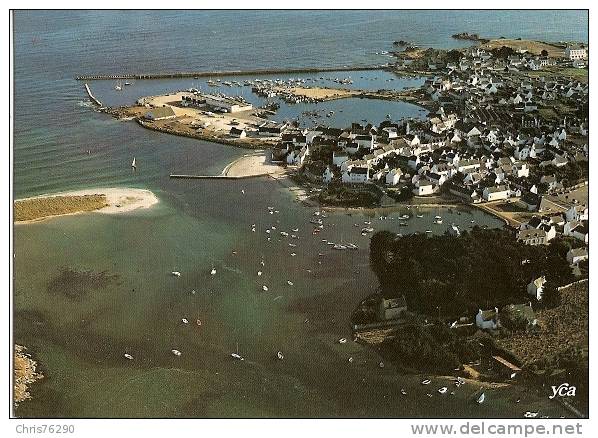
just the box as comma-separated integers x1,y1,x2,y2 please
84,83,103,106
75,65,386,81
169,174,270,180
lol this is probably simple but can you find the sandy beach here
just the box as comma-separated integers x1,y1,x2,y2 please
15,187,159,223
223,152,288,177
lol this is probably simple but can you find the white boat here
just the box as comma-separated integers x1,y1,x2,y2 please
399,214,410,220
210,268,217,275
338,338,347,344
401,389,407,395
231,343,244,361
477,393,485,404
421,379,431,385
292,228,299,232
171,271,181,277
171,349,182,357
114,80,122,91
257,271,262,276
524,411,538,418
131,157,136,169
277,351,284,360
378,361,385,368
438,387,448,394
124,81,131,86
333,244,347,250
434,218,443,224
124,353,134,360
416,214,424,218
348,357,354,363
262,285,269,291
435,216,442,220
181,318,189,324
287,280,294,286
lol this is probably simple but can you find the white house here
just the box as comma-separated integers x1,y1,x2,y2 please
527,276,546,301
565,47,587,60
342,166,370,184
483,186,510,202
332,151,349,167
322,166,334,184
565,205,588,222
564,221,589,244
476,308,499,330
412,179,435,196
385,168,403,186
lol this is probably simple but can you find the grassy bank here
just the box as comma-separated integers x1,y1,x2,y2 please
15,195,108,222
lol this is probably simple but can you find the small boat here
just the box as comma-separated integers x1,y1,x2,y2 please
333,244,347,250
277,351,284,360
196,319,202,326
181,318,189,324
348,357,354,363
262,285,269,291
477,393,485,404
524,411,539,418
292,228,299,232
114,80,122,91
124,81,131,86
257,271,262,276
171,271,181,277
416,214,424,218
401,389,407,395
421,379,431,385
399,214,410,220
435,216,442,220
131,157,136,169
171,349,182,357
378,361,385,368
287,280,294,286
438,387,448,394
210,268,217,275
338,338,347,344
280,231,288,237
124,353,134,360
425,230,432,234
231,343,244,361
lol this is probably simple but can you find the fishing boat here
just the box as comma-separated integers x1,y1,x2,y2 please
477,393,486,404
421,379,431,385
131,157,136,169
277,351,284,360
438,387,448,394
171,271,181,277
171,349,182,357
124,353,134,360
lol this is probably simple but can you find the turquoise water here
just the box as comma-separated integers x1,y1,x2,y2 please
13,10,586,418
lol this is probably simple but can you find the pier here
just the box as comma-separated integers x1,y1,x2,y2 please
75,65,386,81
84,83,103,106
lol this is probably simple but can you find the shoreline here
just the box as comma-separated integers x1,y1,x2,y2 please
15,187,159,224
